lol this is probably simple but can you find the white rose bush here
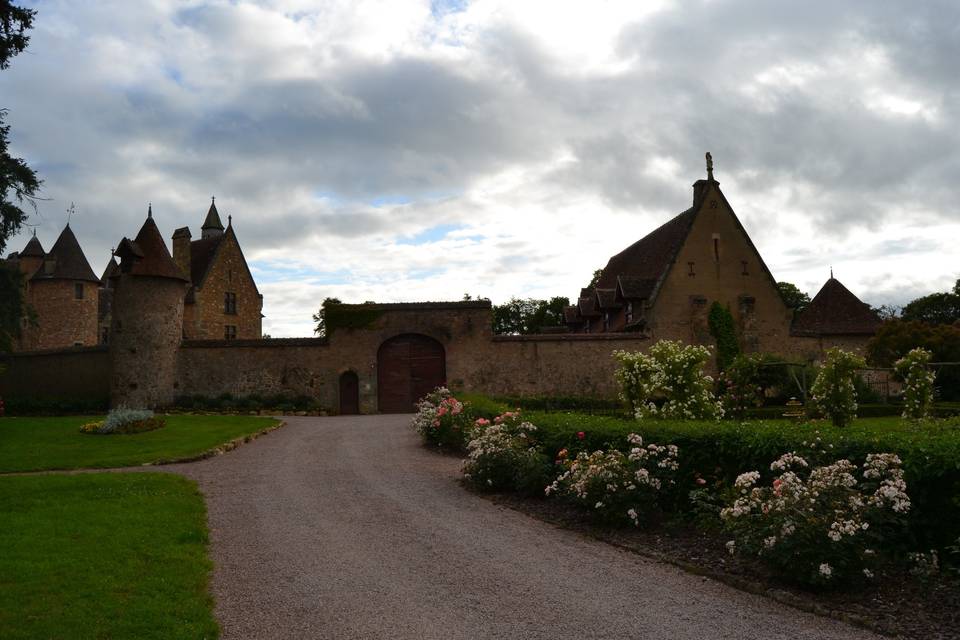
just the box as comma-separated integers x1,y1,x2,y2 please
412,387,471,449
721,451,911,586
462,411,549,495
546,433,680,526
894,347,936,420
614,340,723,420
809,347,866,427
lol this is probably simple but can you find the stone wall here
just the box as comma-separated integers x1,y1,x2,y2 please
21,279,99,351
185,234,262,340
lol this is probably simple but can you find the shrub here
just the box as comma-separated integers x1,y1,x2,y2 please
810,348,866,427
411,387,471,449
546,433,679,526
720,452,910,586
82,408,165,435
614,340,723,420
895,348,936,420
462,412,549,495
718,354,765,418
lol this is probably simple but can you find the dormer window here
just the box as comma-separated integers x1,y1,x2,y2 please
626,301,634,324
44,259,56,275
603,312,610,332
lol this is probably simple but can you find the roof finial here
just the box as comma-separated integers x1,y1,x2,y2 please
148,202,153,218
706,152,714,181
228,214,232,227
211,195,215,204
66,202,76,226
32,228,36,237
830,265,834,279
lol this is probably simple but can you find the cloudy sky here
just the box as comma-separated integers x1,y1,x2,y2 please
3,0,959,336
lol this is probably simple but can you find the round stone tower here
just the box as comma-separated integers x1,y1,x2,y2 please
108,207,189,409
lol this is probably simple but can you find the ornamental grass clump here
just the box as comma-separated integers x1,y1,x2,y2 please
462,411,549,495
81,408,164,435
810,347,866,427
614,340,723,420
411,387,471,450
546,433,679,526
894,347,936,420
720,451,910,587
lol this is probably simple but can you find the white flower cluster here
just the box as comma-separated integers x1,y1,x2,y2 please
461,413,542,491
721,450,911,584
894,347,936,421
809,347,866,427
613,340,723,421
547,433,679,526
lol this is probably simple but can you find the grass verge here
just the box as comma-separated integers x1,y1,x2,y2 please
0,414,280,473
0,473,217,640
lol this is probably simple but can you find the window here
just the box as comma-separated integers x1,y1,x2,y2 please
741,260,749,275
224,325,237,340
687,261,695,276
74,283,84,299
712,233,720,261
73,341,83,347
224,292,237,315
603,312,610,332
626,301,633,324
583,320,591,334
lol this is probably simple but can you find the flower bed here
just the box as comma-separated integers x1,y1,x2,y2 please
79,408,165,435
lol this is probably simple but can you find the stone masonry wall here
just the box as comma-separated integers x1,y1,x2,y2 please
21,280,98,351
186,235,262,340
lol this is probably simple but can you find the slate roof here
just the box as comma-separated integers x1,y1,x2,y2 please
202,200,224,232
30,225,99,283
116,215,188,281
616,275,658,301
791,278,881,336
100,257,119,284
190,235,223,285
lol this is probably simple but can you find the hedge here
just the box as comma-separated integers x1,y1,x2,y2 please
521,411,960,549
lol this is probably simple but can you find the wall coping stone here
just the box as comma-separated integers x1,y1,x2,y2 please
492,333,650,343
337,301,491,311
181,337,329,348
1,344,109,358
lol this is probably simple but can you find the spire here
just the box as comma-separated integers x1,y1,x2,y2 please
21,233,45,258
830,266,834,279
201,197,225,239
148,203,153,218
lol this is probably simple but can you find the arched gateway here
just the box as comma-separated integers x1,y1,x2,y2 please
377,334,446,413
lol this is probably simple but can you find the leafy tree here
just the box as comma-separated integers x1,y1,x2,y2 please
867,319,960,401
777,281,811,312
1,2,40,255
0,262,23,351
492,297,570,335
901,279,960,325
587,269,603,289
312,297,342,337
872,304,902,321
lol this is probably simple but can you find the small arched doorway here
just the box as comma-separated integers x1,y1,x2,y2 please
339,371,360,415
377,334,446,413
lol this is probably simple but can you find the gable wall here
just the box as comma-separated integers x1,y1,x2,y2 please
650,183,794,354
188,234,262,340
21,280,99,351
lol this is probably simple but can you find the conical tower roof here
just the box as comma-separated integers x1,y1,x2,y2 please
21,233,45,258
116,212,188,281
30,224,99,283
792,277,881,336
201,198,224,234
100,256,119,282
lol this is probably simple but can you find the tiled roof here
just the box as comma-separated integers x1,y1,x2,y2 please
578,294,601,318
117,215,188,281
30,225,99,283
792,278,881,336
594,205,697,299
616,275,657,300
595,288,621,310
100,257,119,283
20,234,45,258
563,305,580,324
189,235,223,285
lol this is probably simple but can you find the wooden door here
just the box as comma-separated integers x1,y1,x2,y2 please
377,334,445,413
339,371,359,415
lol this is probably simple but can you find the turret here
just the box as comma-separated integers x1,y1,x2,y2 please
108,206,189,408
201,197,224,239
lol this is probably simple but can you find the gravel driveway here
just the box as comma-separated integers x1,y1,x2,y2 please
170,415,880,640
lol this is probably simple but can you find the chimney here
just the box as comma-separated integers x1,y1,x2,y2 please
172,226,192,282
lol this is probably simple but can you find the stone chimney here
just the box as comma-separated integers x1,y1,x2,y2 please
172,226,192,283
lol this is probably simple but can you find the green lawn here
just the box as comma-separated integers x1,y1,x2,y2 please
0,414,279,472
0,473,218,639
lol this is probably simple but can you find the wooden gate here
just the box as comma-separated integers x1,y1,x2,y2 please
377,334,446,413
339,371,360,415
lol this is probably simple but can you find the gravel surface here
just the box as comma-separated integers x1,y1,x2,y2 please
169,415,882,640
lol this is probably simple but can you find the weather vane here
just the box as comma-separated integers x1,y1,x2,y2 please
66,202,76,225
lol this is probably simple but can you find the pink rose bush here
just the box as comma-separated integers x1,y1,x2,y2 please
462,411,549,494
546,433,679,526
412,387,471,449
721,451,910,586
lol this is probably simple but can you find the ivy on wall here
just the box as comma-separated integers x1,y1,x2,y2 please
708,301,740,370
323,303,384,337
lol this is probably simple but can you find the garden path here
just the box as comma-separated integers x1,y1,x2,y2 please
168,415,880,640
